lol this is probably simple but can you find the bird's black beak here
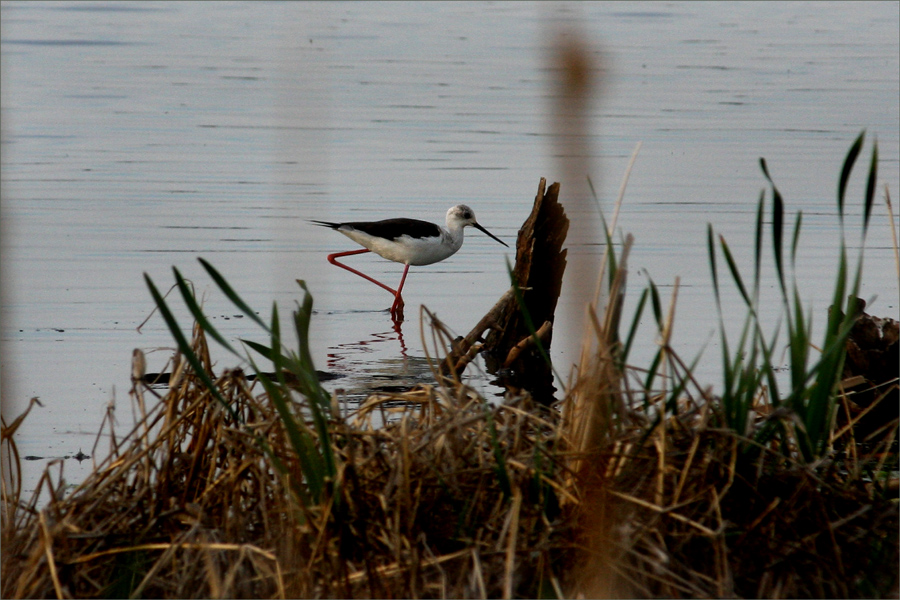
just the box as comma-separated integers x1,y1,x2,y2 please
473,222,509,247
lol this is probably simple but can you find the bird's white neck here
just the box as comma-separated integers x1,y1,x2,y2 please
441,225,465,253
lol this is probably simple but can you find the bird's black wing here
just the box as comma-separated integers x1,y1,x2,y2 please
346,218,443,241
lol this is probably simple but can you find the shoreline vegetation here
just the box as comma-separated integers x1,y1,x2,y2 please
2,135,898,598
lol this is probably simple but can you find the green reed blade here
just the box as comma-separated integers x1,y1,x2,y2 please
173,266,239,357
719,236,751,307
838,131,865,221
649,280,663,329
760,157,788,299
243,339,276,363
791,212,803,268
788,288,811,394
253,366,322,504
772,187,786,298
864,139,878,233
707,224,721,310
144,273,240,423
294,280,315,368
271,304,334,498
643,348,663,400
621,287,648,368
754,191,764,301
198,257,267,329
283,289,336,478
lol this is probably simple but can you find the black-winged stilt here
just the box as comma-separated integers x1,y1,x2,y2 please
311,205,508,321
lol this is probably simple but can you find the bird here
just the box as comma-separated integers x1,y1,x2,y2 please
311,205,508,321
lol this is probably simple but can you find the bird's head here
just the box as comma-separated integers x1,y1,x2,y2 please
446,204,508,247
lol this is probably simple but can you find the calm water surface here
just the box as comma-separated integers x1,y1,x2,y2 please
2,1,898,494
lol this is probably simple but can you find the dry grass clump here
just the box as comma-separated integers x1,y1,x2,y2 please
3,321,896,598
333,387,574,598
2,302,898,598
1,321,580,598
2,325,300,598
575,403,898,598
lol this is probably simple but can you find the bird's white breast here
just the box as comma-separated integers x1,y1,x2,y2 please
338,227,463,266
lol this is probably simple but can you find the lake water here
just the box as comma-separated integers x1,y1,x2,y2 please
2,1,898,495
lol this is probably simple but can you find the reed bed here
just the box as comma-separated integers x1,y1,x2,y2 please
2,323,579,598
4,323,895,598
2,135,897,598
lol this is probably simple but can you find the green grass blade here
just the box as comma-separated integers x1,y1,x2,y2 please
707,224,721,310
757,326,782,410
173,266,239,357
643,348,664,401
772,185,786,298
804,248,852,456
144,273,240,423
838,131,865,221
719,236,752,307
649,280,663,329
598,211,619,288
282,287,336,481
294,280,316,370
253,367,322,504
292,280,333,412
787,293,811,395
268,303,335,501
621,287,648,367
754,191,764,301
720,315,755,437
587,174,599,204
791,212,803,268
244,339,276,363
759,157,772,181
864,138,878,233
760,157,788,299
198,257,267,329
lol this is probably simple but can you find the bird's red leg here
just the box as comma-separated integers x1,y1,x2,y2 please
326,249,400,296
390,263,410,321
327,250,409,319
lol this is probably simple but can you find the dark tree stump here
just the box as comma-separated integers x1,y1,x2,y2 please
837,296,899,447
441,178,568,403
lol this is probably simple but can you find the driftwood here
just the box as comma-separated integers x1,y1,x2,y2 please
838,296,899,446
442,178,568,403
141,370,343,387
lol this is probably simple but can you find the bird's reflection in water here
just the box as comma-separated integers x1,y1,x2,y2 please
327,315,406,362
324,316,437,403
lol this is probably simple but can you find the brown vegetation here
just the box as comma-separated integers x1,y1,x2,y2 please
2,302,896,598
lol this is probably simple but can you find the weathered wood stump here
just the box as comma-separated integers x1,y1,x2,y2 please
441,178,568,403
838,296,899,447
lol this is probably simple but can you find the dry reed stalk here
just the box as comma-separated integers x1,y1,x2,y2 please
886,184,899,286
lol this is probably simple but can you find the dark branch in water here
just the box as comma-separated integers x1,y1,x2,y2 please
442,178,568,403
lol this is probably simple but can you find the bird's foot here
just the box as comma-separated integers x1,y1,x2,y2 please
390,295,405,322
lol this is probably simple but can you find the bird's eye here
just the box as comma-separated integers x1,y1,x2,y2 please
463,211,472,219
